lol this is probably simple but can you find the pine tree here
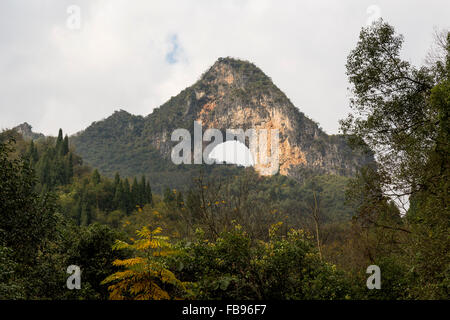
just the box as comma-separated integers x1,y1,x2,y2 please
75,198,82,226
81,202,92,226
27,140,38,163
56,129,63,154
131,177,139,208
37,153,51,188
62,135,69,156
113,181,125,212
92,169,101,185
139,176,146,205
114,172,120,188
66,153,74,182
123,179,132,214
146,181,153,205
55,158,66,185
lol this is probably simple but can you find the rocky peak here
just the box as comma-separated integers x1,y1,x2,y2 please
186,58,372,177
200,57,271,89
187,58,317,175
13,122,45,140
71,57,373,180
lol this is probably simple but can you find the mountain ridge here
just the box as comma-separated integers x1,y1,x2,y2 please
18,57,373,182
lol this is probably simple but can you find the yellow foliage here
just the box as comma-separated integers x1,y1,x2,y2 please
269,221,283,239
112,257,144,267
102,226,189,300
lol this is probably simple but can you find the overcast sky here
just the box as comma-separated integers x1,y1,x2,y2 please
0,0,448,136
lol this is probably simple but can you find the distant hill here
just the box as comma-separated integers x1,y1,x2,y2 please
12,122,45,141
69,57,373,186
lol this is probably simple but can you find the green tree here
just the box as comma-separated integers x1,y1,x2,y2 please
114,172,121,187
131,177,139,208
92,169,101,185
341,20,449,298
62,135,69,156
56,128,63,154
123,178,132,214
170,225,352,299
146,180,153,205
0,138,59,298
81,201,92,226
67,224,127,299
66,153,74,182
26,140,38,163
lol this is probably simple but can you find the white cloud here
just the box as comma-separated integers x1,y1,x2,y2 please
0,0,448,136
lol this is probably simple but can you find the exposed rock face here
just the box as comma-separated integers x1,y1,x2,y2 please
179,57,371,177
71,57,373,179
12,122,45,141
192,60,311,175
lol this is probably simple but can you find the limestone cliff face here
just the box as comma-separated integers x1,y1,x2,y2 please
160,57,372,177
12,122,45,141
71,57,373,179
192,59,312,176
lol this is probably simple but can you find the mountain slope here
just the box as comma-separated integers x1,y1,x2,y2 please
70,57,373,182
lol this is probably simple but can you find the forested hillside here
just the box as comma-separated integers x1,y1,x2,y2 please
0,127,361,299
